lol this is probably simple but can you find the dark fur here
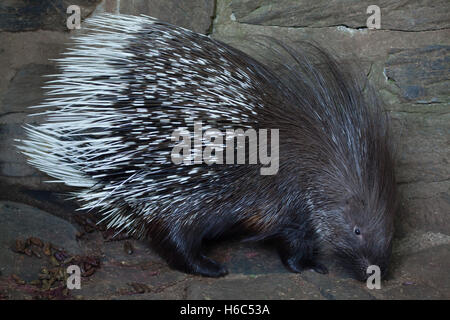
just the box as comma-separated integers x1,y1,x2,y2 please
129,35,398,280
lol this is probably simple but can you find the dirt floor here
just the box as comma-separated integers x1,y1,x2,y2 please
0,0,449,300
0,201,448,300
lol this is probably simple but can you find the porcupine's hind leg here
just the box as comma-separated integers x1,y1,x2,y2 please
150,224,228,277
277,222,328,275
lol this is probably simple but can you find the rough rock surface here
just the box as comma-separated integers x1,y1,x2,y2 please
0,202,82,280
117,0,215,34
0,0,448,299
212,0,450,237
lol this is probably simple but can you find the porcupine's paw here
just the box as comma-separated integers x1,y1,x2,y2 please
282,256,328,275
188,254,229,278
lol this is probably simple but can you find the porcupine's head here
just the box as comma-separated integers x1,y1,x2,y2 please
258,40,398,281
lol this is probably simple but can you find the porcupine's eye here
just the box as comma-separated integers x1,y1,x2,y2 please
353,226,361,236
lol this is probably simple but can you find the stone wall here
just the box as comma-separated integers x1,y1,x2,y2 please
0,0,448,241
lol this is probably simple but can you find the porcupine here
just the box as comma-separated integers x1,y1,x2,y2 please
18,13,397,280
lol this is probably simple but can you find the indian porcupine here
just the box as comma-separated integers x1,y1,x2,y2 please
18,13,397,280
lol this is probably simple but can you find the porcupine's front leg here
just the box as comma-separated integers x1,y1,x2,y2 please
152,228,229,278
277,223,328,274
